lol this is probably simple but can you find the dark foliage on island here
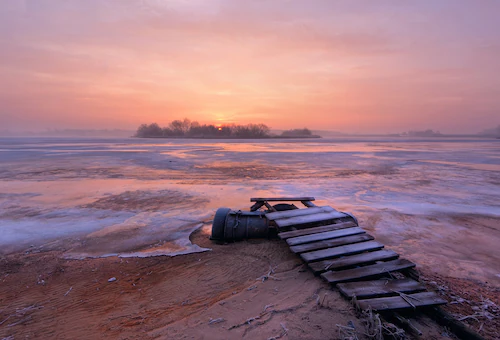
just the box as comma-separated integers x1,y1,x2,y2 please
280,128,320,138
135,119,271,138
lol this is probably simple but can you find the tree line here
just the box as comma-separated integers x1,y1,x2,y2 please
135,119,317,138
135,119,270,138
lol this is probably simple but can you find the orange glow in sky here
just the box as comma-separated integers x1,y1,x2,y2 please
1,1,499,134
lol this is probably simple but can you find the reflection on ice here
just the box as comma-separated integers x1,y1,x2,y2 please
65,214,211,259
0,137,499,283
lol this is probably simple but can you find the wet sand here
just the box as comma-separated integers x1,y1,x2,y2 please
1,228,456,340
1,137,499,339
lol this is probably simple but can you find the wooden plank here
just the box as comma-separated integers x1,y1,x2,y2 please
286,227,365,246
274,211,347,228
278,221,356,240
357,291,447,311
250,202,265,211
301,200,317,207
337,278,425,299
290,234,374,254
251,197,315,202
301,241,384,263
320,259,416,284
266,206,335,221
264,202,276,211
308,249,399,273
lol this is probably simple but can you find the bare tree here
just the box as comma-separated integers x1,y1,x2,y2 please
170,118,192,136
135,123,163,137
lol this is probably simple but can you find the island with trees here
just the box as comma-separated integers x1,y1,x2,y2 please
135,119,320,139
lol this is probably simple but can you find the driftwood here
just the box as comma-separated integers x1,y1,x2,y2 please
208,317,225,325
267,322,288,340
257,266,280,282
1,304,44,328
229,298,311,337
426,307,485,340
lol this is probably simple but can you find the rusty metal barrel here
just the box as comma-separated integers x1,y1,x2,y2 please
210,208,271,241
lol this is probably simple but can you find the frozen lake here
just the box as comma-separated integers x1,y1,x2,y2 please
1,137,499,283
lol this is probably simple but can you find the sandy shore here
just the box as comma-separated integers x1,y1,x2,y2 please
1,226,498,340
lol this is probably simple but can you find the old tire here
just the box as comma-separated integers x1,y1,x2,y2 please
272,203,298,211
210,207,231,240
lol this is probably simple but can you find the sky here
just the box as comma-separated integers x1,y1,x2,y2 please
1,0,499,134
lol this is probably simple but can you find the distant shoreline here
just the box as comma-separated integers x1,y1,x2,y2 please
134,121,321,139
133,135,322,139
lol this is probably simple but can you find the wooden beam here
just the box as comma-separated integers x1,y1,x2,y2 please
356,291,447,311
250,197,315,202
250,202,265,211
337,278,425,299
301,241,384,263
290,234,374,254
426,307,483,340
308,249,399,274
301,200,317,207
266,206,335,221
278,221,356,240
286,227,365,246
264,202,276,211
274,211,347,228
320,258,415,284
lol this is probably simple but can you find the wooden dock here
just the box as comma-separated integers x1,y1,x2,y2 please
254,197,447,312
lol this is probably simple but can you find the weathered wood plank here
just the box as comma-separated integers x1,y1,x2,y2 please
320,259,416,284
301,200,317,207
337,278,425,299
266,206,335,221
287,227,365,246
290,234,374,254
250,202,265,211
301,241,384,263
357,291,447,311
278,221,356,240
308,249,399,273
264,202,276,211
250,197,315,202
275,211,348,228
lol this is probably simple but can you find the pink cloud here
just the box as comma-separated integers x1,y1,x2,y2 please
0,0,499,133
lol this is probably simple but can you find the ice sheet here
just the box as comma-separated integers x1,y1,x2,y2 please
0,136,499,283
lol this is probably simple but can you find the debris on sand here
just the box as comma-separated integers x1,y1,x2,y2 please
208,317,225,325
64,286,73,296
0,303,44,328
257,265,280,282
336,321,359,340
267,322,288,340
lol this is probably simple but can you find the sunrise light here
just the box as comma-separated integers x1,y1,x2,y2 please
1,1,499,135
1,3,499,339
